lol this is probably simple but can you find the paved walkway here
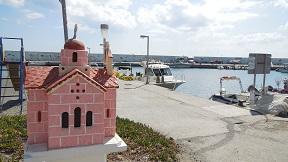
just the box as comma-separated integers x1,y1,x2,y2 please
0,79,27,116
116,80,288,162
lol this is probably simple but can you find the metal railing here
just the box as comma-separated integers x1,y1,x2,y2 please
0,37,25,115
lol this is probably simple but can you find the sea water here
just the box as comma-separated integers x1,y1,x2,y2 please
125,66,288,99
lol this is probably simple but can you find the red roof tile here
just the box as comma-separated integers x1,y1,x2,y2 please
25,66,119,92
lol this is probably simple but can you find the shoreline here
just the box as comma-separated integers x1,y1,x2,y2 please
1,61,283,70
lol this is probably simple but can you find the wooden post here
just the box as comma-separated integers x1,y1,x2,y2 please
61,0,68,42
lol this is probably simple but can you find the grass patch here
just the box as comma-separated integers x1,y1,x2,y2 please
0,115,27,161
108,117,179,161
0,115,179,161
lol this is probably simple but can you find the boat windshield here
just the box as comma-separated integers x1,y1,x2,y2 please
146,68,154,76
153,68,172,76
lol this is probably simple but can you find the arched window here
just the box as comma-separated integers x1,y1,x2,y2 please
106,109,110,118
72,52,78,62
62,112,69,128
37,111,41,122
86,111,93,126
74,107,81,127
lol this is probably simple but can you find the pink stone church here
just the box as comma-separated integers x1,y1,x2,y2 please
24,27,121,152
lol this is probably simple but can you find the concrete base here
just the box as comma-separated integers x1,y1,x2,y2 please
24,134,127,162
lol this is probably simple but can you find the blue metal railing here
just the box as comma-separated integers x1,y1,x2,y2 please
0,37,25,115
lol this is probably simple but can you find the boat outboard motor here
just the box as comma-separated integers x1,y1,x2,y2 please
220,88,226,95
247,85,261,96
267,85,274,92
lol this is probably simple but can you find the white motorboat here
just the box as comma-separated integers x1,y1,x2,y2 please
117,66,133,76
141,63,186,90
279,63,288,73
141,60,164,66
210,76,250,105
217,65,224,70
169,62,193,68
229,59,241,64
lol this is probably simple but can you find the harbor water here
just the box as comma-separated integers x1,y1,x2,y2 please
2,65,286,100
126,66,288,99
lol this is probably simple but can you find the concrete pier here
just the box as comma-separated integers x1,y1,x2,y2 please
116,79,288,162
25,61,283,70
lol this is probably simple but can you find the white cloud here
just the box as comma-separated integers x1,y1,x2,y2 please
137,0,259,34
16,19,23,24
66,0,136,31
0,17,8,21
25,12,45,20
21,10,45,20
101,0,132,10
0,0,24,7
68,20,97,33
279,22,288,30
274,0,288,8
137,0,209,33
187,30,227,42
207,23,234,31
230,33,286,44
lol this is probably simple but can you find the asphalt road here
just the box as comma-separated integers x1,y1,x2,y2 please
116,79,288,162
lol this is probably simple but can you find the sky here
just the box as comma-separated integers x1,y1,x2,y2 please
1,0,288,58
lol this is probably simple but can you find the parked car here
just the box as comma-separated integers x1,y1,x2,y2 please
210,60,223,64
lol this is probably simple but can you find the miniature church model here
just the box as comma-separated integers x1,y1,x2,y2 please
24,25,126,161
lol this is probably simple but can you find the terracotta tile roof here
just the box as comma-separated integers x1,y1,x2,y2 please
25,66,119,92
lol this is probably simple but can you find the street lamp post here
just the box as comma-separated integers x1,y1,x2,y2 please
140,35,149,84
101,24,109,67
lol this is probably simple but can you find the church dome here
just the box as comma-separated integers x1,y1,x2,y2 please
64,38,85,50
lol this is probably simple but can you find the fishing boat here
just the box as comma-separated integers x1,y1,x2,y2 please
209,76,250,105
279,63,288,73
141,63,186,90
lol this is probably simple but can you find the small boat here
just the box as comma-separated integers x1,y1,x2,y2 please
279,63,288,73
117,66,133,76
141,59,164,66
210,76,249,105
140,63,186,90
169,62,193,68
217,65,224,70
229,59,241,64
188,56,194,63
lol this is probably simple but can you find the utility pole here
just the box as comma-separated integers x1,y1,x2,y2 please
60,0,68,42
